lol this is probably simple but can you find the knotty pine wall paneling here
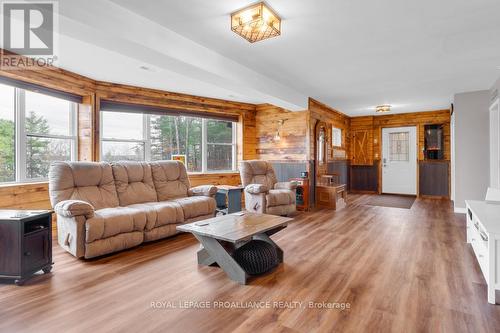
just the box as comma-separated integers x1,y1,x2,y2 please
255,104,308,161
349,109,451,195
371,110,451,161
308,98,350,162
307,99,351,206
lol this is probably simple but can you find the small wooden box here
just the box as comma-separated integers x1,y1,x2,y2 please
315,184,347,210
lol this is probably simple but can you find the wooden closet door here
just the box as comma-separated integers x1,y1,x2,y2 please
352,130,372,165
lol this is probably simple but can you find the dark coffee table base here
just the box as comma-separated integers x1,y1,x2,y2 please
195,226,284,284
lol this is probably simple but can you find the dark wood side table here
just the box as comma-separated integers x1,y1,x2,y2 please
0,210,53,285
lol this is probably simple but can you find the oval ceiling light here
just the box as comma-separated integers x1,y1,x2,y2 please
231,2,281,43
376,105,392,113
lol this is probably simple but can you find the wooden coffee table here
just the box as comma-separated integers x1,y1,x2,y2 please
177,212,292,284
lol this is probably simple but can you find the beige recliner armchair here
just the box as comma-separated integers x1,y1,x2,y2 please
240,160,297,216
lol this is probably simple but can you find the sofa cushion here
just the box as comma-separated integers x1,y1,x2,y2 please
127,201,184,230
112,161,157,206
85,207,147,243
85,232,144,259
266,189,296,207
49,161,119,210
150,161,190,200
173,196,216,220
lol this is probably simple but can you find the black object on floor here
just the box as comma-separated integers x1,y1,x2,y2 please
234,240,279,275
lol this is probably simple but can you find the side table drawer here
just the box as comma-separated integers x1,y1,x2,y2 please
22,229,50,272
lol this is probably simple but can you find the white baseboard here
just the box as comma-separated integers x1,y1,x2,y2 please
454,207,466,214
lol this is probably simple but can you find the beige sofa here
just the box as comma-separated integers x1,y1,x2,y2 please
48,160,217,259
240,160,297,216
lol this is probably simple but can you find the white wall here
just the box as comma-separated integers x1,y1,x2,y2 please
490,76,500,188
491,76,500,103
453,90,490,212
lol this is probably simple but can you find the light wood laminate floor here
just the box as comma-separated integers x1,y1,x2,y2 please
1,195,499,333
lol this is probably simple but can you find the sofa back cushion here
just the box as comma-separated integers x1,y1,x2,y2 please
49,161,119,210
112,161,157,206
240,160,278,189
150,161,190,200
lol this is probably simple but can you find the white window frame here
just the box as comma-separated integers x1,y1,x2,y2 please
9,88,77,184
100,111,238,173
204,118,237,172
332,127,342,148
100,113,148,162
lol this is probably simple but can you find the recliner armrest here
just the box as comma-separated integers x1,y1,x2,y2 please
245,184,269,194
54,200,95,219
189,185,218,197
274,181,297,191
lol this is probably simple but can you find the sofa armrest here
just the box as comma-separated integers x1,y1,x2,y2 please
189,185,218,197
245,184,269,194
274,181,297,191
54,200,95,219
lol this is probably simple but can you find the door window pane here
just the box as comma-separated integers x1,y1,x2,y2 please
207,120,233,143
389,132,409,161
25,91,72,136
102,141,145,162
150,115,202,172
0,84,15,182
26,137,72,180
207,144,232,171
101,112,143,140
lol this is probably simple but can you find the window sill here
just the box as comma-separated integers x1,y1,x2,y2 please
0,172,240,189
0,180,49,189
188,171,240,176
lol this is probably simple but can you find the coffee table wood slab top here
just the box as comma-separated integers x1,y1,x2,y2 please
177,212,292,243
177,212,292,284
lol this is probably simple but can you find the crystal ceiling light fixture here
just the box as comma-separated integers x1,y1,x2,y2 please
231,2,281,43
376,105,392,113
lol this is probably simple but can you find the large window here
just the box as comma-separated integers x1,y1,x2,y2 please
100,110,237,172
0,83,77,184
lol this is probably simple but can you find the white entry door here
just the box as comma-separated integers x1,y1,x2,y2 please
382,126,417,195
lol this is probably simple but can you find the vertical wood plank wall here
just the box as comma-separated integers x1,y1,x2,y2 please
308,98,351,161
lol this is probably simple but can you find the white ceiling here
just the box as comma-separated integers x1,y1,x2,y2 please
8,0,500,115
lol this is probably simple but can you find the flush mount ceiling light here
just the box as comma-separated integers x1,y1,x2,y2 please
231,2,281,43
376,105,391,113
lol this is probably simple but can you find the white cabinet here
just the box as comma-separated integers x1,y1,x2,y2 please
466,200,500,304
